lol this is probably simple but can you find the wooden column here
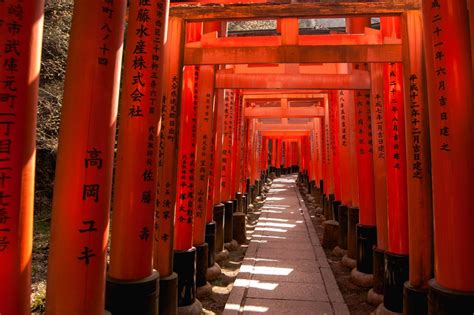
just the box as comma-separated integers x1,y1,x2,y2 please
0,1,44,314
173,22,201,252
369,63,388,252
220,89,235,201
400,10,434,311
381,17,409,313
422,1,474,311
193,65,215,245
337,88,352,208
108,0,166,281
212,90,224,204
153,16,185,278
45,1,126,313
330,91,341,203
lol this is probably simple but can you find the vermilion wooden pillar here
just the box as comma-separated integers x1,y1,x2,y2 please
45,1,126,313
172,21,203,310
0,1,43,314
344,17,369,268
401,10,434,314
152,16,185,312
368,63,389,302
192,64,217,292
193,65,215,245
422,2,474,312
108,0,164,281
174,23,201,252
324,95,335,218
330,92,341,208
220,89,235,202
353,84,377,279
232,91,243,195
212,90,224,205
380,17,409,314
275,138,282,170
337,89,352,209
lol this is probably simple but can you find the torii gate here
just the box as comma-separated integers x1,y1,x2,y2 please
3,1,474,315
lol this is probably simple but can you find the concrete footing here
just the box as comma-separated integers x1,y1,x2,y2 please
215,249,230,263
351,267,374,288
341,254,357,269
373,302,401,315
177,299,203,315
196,282,212,299
332,246,347,257
206,262,221,281
368,288,384,306
224,239,239,252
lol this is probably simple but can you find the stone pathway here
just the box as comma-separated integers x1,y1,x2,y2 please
224,175,350,315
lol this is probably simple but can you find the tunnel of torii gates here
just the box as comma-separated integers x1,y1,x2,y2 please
1,0,474,314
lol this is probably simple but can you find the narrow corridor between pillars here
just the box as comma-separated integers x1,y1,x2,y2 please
224,175,349,315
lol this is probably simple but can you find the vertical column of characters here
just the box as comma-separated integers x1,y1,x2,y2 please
193,65,215,244
206,88,217,223
338,89,351,206
323,95,334,196
109,0,165,280
220,90,233,201
212,90,224,204
231,91,241,194
45,0,127,313
355,87,376,226
383,59,408,255
422,0,474,296
0,1,43,314
330,91,341,202
153,16,185,277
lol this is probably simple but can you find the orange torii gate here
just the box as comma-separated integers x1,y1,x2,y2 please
0,1,44,314
6,1,474,314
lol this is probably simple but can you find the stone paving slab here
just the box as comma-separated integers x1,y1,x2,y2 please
243,298,334,315
223,175,349,315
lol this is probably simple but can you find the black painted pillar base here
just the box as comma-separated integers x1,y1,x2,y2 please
173,248,197,307
224,201,234,243
333,200,341,222
328,194,335,220
195,243,208,289
347,207,359,260
403,282,428,315
205,222,216,268
245,178,250,194
428,279,474,315
105,270,160,315
159,272,178,315
356,224,377,274
373,247,385,295
213,204,225,253
235,192,243,212
383,252,409,313
242,193,248,214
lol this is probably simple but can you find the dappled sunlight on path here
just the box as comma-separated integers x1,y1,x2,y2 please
224,175,349,315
